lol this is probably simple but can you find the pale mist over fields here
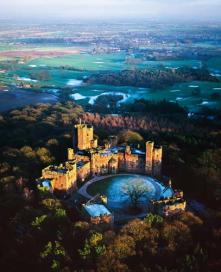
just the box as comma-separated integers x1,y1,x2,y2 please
0,0,221,22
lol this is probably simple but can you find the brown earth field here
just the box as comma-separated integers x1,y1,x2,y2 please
0,49,81,58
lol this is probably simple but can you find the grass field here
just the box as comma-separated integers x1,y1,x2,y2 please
0,44,221,112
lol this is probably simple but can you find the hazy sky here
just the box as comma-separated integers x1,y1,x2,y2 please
1,0,221,21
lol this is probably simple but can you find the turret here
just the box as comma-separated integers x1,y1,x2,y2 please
68,148,75,161
152,146,162,177
125,145,131,155
168,179,172,188
90,152,96,175
108,157,118,174
145,141,154,175
105,142,110,149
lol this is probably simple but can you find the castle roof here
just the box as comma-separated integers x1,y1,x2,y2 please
77,161,90,169
84,204,111,217
42,179,52,188
117,146,145,156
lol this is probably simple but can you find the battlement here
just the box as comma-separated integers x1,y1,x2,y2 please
75,122,93,130
68,148,75,161
41,161,77,193
43,161,76,174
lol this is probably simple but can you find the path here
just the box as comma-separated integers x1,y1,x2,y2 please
77,173,163,200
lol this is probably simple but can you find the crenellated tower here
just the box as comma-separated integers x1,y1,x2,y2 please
90,152,96,175
73,122,97,151
152,146,162,177
67,148,75,161
145,141,154,175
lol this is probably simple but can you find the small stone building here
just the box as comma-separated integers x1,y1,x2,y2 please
82,203,113,225
149,197,186,217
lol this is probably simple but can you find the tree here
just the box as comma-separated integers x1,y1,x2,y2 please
79,232,106,266
36,147,54,164
40,241,67,271
120,219,159,257
31,214,48,231
122,179,151,208
118,130,143,144
144,213,163,228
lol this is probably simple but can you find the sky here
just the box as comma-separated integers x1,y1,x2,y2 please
1,0,221,22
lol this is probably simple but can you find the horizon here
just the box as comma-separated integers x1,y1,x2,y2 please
1,0,221,23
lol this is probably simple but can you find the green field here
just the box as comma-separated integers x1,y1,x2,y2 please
1,44,221,112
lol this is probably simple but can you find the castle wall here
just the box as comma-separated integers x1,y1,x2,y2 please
108,159,118,174
91,139,98,149
77,161,91,183
53,174,70,191
118,152,145,173
149,197,186,217
90,153,118,175
90,214,113,225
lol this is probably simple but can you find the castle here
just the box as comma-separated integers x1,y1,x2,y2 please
37,121,186,218
38,122,163,194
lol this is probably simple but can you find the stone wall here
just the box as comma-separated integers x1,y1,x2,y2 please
90,152,118,175
149,197,186,217
42,162,77,192
118,152,145,173
77,161,91,183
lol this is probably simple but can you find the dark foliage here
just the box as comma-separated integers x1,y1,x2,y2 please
0,101,221,271
85,66,220,90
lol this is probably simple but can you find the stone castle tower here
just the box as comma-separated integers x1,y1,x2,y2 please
73,122,97,151
145,141,162,177
67,148,75,161
152,146,163,177
145,141,154,175
90,152,96,175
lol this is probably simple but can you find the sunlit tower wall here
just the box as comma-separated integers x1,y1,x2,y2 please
73,123,94,151
67,148,75,161
145,141,154,175
152,146,163,177
90,152,96,175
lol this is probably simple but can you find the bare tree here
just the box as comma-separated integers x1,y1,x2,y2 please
122,179,151,208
